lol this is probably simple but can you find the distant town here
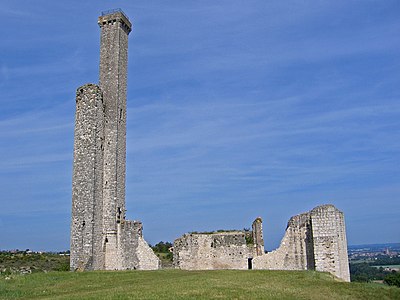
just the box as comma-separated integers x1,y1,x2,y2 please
349,243,400,262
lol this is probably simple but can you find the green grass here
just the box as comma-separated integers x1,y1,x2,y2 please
1,270,400,299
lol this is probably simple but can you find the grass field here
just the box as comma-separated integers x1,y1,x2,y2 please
1,269,400,299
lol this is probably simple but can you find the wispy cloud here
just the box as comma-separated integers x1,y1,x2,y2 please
0,0,399,249
0,6,36,18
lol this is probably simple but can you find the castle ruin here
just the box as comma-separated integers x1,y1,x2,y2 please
70,10,351,281
173,205,350,282
70,9,160,271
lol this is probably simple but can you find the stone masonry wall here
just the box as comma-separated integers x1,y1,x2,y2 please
70,84,105,271
252,205,350,282
310,205,350,282
173,232,252,270
136,235,161,270
252,217,265,256
253,212,313,271
172,205,349,280
117,220,160,270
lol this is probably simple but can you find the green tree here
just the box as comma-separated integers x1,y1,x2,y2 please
384,272,400,288
152,242,173,253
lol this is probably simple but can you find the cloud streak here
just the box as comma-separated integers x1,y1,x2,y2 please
0,0,399,250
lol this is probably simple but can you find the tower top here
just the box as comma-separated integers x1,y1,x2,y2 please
98,9,132,33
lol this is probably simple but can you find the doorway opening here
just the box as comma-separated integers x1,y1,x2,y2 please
248,258,253,270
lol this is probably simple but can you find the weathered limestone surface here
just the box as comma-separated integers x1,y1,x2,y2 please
252,212,314,271
311,205,350,282
137,234,161,270
70,10,159,271
173,232,253,270
70,84,104,271
252,217,265,256
174,205,350,282
252,205,350,282
71,11,350,279
98,11,131,240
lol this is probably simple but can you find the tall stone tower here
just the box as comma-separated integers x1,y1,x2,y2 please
98,9,130,238
70,9,160,271
98,9,131,270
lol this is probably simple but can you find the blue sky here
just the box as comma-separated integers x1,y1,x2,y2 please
0,1,399,251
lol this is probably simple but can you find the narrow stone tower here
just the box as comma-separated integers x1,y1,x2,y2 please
70,9,160,271
70,84,105,270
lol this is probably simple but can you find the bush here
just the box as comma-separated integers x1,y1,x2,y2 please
245,234,254,245
350,263,389,282
55,261,70,272
1,268,12,276
384,272,400,287
165,252,173,261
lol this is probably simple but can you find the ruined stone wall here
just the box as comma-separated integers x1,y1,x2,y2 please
253,212,313,271
252,205,350,282
252,217,265,256
173,232,252,270
172,205,349,280
70,84,105,271
104,232,119,270
117,220,160,270
136,235,161,270
103,219,160,270
118,221,139,270
310,205,350,282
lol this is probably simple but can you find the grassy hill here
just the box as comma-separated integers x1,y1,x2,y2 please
1,270,400,299
0,252,69,274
